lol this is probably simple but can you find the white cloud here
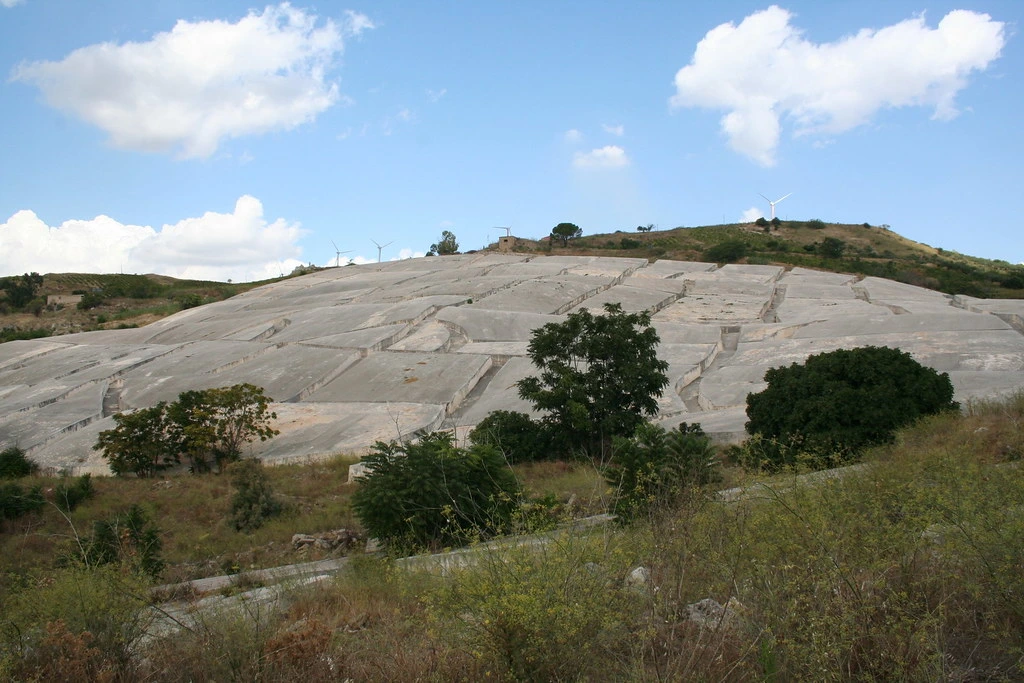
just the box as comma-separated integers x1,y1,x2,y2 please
426,88,447,102
573,145,630,169
343,10,375,36
670,6,1006,166
563,129,583,143
740,207,764,223
12,3,370,158
1,0,24,7
382,108,413,135
0,196,305,282
602,123,625,136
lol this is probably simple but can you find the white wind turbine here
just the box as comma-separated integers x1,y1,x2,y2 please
371,239,393,263
330,240,352,267
494,226,513,237
758,192,792,220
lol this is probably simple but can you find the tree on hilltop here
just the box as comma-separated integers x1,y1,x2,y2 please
550,223,582,247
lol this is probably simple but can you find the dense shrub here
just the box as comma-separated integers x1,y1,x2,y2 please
54,474,95,513
818,237,846,258
606,422,721,521
469,410,550,463
351,432,521,552
0,446,37,479
745,346,958,469
702,240,748,263
806,218,827,229
80,505,165,579
228,459,282,532
0,481,44,520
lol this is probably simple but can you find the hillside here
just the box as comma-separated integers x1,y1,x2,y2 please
490,220,1024,299
3,220,1023,345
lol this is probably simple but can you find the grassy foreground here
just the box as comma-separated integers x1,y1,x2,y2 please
2,395,1023,680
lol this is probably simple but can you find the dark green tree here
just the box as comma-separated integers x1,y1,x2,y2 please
1,272,43,309
167,383,278,473
517,303,669,459
745,346,959,467
427,230,459,256
96,384,278,476
550,222,582,246
94,403,175,477
0,446,38,479
606,422,721,522
351,432,521,552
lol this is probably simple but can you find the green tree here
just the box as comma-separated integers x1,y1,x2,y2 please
517,303,669,459
0,445,38,479
745,346,959,467
550,222,582,246
351,432,521,552
1,272,43,309
95,384,278,476
427,230,459,256
167,384,278,473
606,422,721,522
94,403,175,477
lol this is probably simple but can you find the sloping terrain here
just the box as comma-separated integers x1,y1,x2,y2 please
3,253,1024,474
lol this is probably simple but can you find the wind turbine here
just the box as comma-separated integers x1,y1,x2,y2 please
330,240,352,267
494,226,513,237
371,239,393,263
758,192,792,220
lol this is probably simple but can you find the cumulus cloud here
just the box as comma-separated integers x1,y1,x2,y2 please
740,207,764,223
12,4,372,158
1,0,24,7
563,129,583,143
601,123,625,136
573,145,630,169
670,6,1006,165
0,196,305,282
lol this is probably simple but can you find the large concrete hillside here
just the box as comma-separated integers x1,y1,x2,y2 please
3,253,1024,474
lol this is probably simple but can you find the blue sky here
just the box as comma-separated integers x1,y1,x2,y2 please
0,1,1020,281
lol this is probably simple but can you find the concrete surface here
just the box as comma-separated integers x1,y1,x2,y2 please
4,254,1024,473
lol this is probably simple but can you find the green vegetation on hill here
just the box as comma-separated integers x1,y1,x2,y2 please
0,269,316,341
503,219,1024,299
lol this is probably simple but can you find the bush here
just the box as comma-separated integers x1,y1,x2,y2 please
76,291,105,310
754,217,769,227
807,218,826,229
80,505,165,579
469,410,550,463
0,446,37,479
428,534,643,681
819,237,846,258
351,432,521,553
745,346,958,469
228,459,282,532
0,565,151,680
702,240,748,263
619,237,642,250
606,422,721,521
0,481,44,520
54,474,94,513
